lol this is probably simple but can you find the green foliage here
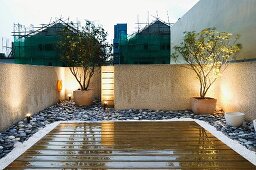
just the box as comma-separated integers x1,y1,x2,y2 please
171,28,241,98
58,20,112,90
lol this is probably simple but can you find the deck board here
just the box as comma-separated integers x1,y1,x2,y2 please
5,121,255,169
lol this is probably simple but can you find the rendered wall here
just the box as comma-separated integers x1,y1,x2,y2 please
171,0,256,62
114,63,256,121
114,65,218,111
0,63,65,131
0,63,101,131
219,62,256,120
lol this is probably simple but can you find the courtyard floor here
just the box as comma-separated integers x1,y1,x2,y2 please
5,121,256,169
0,101,256,169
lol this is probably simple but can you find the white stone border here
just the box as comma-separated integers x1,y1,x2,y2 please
0,121,60,169
0,119,255,169
194,119,256,166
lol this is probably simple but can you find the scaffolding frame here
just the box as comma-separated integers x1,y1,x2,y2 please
12,18,79,66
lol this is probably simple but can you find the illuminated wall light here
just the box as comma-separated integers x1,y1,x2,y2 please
219,79,241,113
220,82,233,107
6,66,23,116
101,66,114,107
64,68,81,92
56,67,66,100
26,113,31,123
65,89,73,100
222,88,231,102
103,101,108,111
56,80,63,92
67,93,72,101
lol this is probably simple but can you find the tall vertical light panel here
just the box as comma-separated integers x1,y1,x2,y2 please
101,66,114,107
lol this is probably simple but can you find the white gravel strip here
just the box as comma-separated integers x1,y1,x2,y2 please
0,121,60,169
0,118,255,169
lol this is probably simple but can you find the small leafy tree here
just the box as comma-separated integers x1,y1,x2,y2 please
58,20,112,90
171,28,241,98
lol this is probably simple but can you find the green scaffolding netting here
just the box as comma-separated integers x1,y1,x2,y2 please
13,34,63,66
119,34,170,64
13,23,66,66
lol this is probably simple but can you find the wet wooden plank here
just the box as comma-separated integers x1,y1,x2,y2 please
7,160,255,169
5,121,255,169
30,144,230,149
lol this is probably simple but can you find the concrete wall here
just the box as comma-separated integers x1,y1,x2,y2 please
114,62,256,121
218,62,256,120
114,64,218,111
171,0,256,62
0,64,101,131
0,63,65,131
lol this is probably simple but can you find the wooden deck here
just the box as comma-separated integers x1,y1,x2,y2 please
5,121,255,169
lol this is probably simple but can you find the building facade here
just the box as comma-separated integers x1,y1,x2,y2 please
113,24,127,64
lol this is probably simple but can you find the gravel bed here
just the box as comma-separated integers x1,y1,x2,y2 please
0,100,255,159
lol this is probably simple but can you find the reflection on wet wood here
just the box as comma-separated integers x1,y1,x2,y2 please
6,121,255,169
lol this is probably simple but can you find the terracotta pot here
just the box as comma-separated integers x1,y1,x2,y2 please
191,97,217,114
73,89,94,106
224,112,245,127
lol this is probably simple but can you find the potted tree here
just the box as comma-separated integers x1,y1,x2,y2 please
171,28,241,114
59,20,111,106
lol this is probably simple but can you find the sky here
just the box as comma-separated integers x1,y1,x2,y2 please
0,0,199,54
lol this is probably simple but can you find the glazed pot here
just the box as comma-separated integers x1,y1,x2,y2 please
73,89,94,106
191,97,217,114
224,112,245,127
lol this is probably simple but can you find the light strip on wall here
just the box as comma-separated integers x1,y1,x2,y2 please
101,66,114,107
